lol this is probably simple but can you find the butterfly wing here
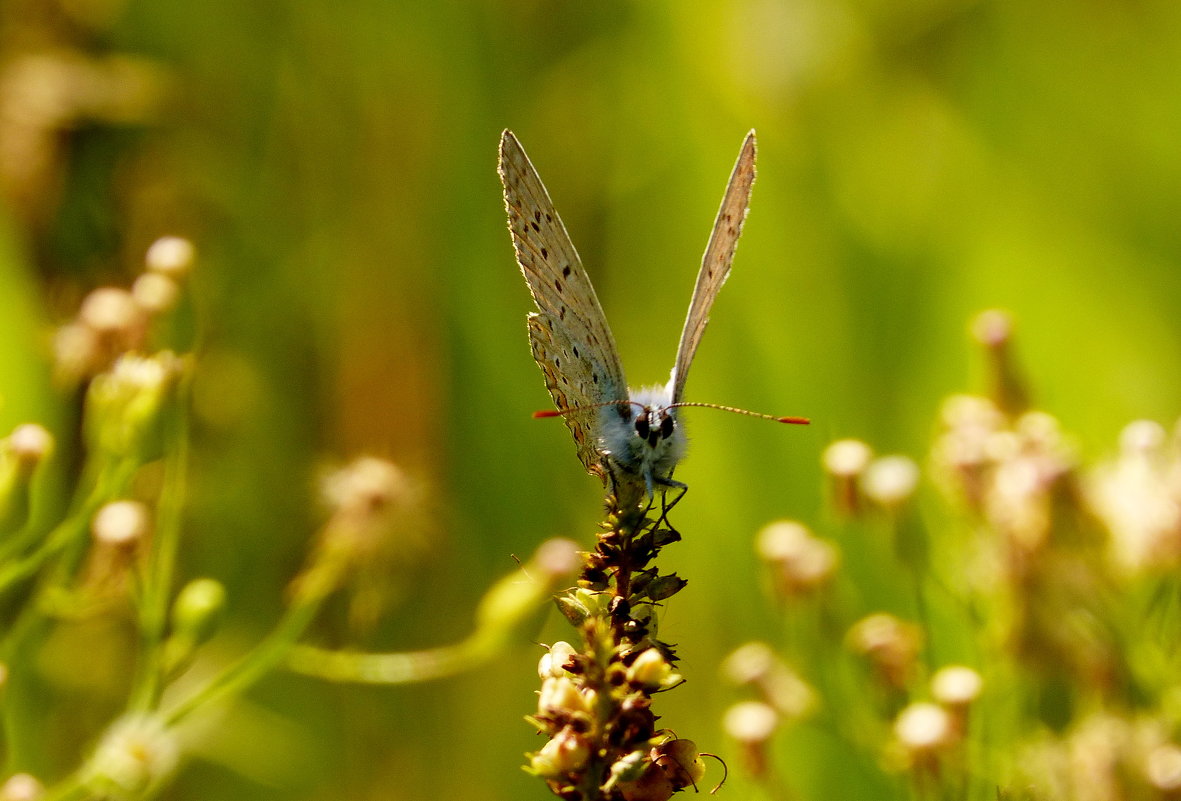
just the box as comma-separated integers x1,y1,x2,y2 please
500,130,629,476
527,311,619,479
670,131,757,403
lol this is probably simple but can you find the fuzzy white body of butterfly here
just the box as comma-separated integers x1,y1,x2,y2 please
600,382,687,497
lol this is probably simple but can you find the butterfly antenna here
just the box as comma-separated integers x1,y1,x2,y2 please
666,402,809,425
532,400,647,419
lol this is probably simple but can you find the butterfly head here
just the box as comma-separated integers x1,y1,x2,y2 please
633,405,676,449
598,385,687,494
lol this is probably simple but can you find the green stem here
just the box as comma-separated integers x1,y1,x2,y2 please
164,556,340,725
129,397,189,712
38,772,92,801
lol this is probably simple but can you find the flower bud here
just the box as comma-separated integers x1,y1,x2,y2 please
756,520,838,596
862,456,920,509
932,395,1004,510
529,727,590,778
724,700,779,745
0,424,52,532
53,323,102,384
607,749,648,786
894,702,954,754
627,648,680,691
848,613,923,690
168,578,226,654
8,424,52,468
84,714,178,796
537,676,589,719
931,665,982,708
91,500,150,548
79,287,145,342
538,641,577,679
1146,744,1181,791
476,539,580,632
823,439,873,515
85,352,182,460
144,237,195,278
971,308,1029,416
0,773,42,801
721,641,777,685
725,701,778,779
131,273,179,316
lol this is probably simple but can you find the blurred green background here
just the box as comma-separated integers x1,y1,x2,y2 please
2,0,1180,798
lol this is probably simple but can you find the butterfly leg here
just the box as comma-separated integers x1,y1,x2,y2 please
654,475,688,530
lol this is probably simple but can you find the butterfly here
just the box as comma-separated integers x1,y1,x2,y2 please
498,130,805,500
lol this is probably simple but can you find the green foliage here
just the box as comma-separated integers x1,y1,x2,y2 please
0,0,1179,799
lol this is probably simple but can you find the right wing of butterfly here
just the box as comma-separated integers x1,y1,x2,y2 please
670,131,757,404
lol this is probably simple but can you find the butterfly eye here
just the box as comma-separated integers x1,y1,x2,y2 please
635,415,650,440
660,413,675,440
